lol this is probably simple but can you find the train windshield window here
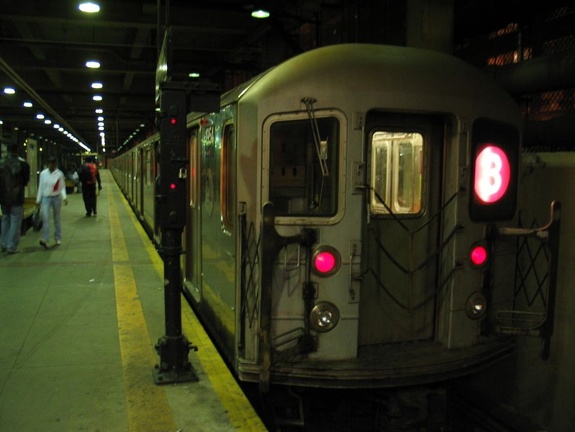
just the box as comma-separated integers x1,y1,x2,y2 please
370,131,423,215
269,117,339,216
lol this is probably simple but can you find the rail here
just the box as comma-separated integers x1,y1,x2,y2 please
495,200,561,360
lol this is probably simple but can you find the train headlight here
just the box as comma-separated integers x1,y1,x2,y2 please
465,292,487,320
469,242,489,268
312,246,341,277
310,302,340,332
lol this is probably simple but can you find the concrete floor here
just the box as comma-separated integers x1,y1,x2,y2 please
0,170,267,432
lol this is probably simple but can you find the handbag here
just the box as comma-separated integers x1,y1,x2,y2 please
32,208,43,232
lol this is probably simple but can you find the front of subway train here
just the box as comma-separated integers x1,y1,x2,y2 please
236,44,560,396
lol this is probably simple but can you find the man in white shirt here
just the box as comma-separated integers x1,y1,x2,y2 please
36,156,68,248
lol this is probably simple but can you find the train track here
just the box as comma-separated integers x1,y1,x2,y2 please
242,384,547,432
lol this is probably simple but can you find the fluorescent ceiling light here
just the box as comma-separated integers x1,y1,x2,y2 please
251,9,270,19
78,2,100,13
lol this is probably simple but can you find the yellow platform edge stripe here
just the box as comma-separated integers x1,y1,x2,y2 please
108,192,177,431
115,187,267,431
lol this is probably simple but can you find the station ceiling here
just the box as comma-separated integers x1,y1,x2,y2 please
0,0,572,156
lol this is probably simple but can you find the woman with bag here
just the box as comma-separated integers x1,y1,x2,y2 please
36,156,68,248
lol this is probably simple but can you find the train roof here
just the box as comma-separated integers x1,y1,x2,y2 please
221,43,519,123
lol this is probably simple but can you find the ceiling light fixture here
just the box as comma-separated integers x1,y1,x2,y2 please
93,95,103,101
85,60,100,69
251,8,270,19
78,2,100,13
91,82,103,89
3,87,15,94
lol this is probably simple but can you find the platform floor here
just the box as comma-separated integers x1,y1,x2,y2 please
0,170,267,432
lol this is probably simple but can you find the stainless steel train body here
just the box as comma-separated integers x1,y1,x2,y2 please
111,44,528,389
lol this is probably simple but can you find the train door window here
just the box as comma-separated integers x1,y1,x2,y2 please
370,132,423,215
220,123,235,231
189,129,198,208
268,116,339,217
144,145,152,187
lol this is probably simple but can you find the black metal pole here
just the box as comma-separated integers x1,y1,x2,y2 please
152,228,198,385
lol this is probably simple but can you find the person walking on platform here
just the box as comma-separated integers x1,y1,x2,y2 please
0,142,31,254
36,156,68,249
78,156,102,217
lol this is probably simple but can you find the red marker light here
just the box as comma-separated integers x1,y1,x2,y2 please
170,117,177,125
474,145,511,204
315,251,336,273
170,183,177,190
470,244,488,267
312,247,341,277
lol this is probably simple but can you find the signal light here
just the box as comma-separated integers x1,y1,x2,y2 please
312,246,341,277
169,182,177,190
170,117,177,125
469,243,488,267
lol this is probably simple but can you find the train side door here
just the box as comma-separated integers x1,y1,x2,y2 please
360,112,445,346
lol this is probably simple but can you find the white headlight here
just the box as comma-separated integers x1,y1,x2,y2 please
310,302,340,332
465,292,487,320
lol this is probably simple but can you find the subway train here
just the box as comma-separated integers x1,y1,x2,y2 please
110,44,559,397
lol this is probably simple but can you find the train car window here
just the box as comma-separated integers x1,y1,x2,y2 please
269,117,339,216
220,124,236,230
370,132,423,215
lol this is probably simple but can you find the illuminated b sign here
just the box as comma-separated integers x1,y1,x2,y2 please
469,119,519,222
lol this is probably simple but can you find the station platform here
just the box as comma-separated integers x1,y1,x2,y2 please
0,170,267,432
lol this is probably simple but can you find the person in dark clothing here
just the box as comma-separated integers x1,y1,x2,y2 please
0,142,31,254
78,156,102,217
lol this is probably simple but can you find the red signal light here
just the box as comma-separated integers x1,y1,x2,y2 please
170,182,177,190
469,244,488,267
170,117,177,125
312,246,341,277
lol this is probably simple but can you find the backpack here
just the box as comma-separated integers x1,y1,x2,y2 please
0,156,25,206
79,163,97,184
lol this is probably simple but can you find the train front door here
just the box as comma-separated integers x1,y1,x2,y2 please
359,112,445,346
